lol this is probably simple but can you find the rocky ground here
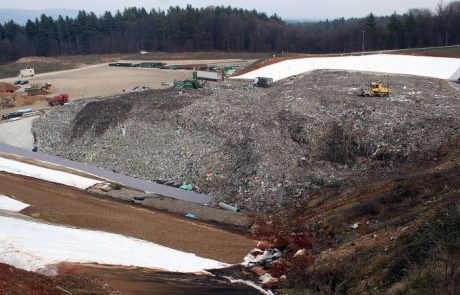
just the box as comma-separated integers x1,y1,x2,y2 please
33,70,460,211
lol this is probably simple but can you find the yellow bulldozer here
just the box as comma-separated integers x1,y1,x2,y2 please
360,81,391,97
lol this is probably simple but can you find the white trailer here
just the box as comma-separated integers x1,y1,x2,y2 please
19,68,35,78
193,70,222,81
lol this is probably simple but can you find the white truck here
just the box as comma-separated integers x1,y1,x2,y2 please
193,70,222,81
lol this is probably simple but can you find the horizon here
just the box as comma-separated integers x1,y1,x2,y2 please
0,0,454,21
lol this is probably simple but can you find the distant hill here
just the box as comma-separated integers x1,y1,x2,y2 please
284,18,322,24
0,8,79,24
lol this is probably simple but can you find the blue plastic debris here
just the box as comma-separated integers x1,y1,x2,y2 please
185,213,197,219
180,183,193,191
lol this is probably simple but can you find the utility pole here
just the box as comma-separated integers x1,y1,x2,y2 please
362,30,366,52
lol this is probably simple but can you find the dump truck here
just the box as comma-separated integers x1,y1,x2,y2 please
25,83,52,96
360,81,391,97
193,70,222,81
47,93,69,106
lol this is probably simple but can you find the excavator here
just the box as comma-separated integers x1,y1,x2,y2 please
360,81,391,97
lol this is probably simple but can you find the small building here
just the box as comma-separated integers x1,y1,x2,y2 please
19,68,35,78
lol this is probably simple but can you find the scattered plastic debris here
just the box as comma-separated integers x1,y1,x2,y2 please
180,183,193,191
185,213,197,219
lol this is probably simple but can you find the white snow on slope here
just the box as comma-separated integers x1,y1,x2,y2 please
0,195,29,212
234,54,460,82
0,157,102,189
0,216,228,273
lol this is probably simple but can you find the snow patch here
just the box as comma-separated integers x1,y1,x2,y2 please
0,195,30,212
234,54,460,82
0,216,228,272
0,157,102,189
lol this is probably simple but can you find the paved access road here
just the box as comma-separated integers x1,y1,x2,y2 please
0,116,38,150
0,143,213,205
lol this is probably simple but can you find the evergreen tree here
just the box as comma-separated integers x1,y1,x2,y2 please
0,2,460,63
386,13,403,48
37,14,53,56
25,20,37,39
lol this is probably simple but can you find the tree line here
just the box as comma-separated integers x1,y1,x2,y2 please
0,2,459,63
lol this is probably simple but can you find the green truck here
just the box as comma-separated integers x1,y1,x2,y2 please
173,80,201,90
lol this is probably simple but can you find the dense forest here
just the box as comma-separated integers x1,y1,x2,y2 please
0,1,459,63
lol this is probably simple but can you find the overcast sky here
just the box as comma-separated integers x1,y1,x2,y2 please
0,0,453,19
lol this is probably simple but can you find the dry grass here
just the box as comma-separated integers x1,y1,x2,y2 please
251,135,460,294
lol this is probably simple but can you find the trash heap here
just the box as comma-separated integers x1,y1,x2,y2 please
243,234,313,287
33,70,460,211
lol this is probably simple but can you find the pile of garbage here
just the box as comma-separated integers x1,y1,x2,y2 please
131,85,151,92
243,233,313,287
33,70,460,211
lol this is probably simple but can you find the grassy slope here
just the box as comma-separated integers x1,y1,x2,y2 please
398,47,460,58
1,47,457,79
0,55,116,79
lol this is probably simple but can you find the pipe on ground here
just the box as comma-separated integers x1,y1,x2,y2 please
218,202,240,212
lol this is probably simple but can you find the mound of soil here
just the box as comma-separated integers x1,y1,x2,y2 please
0,82,19,93
16,56,62,63
1,92,45,109
33,71,460,211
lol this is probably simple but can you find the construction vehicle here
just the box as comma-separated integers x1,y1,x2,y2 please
173,79,202,90
360,81,391,97
47,93,69,106
25,83,52,96
254,77,273,87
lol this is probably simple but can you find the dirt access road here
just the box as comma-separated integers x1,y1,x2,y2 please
0,65,191,115
0,58,245,115
0,172,256,264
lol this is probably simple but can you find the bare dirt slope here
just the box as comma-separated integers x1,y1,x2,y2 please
0,263,118,295
33,70,460,212
65,263,259,295
0,262,259,295
249,135,460,294
0,172,255,264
